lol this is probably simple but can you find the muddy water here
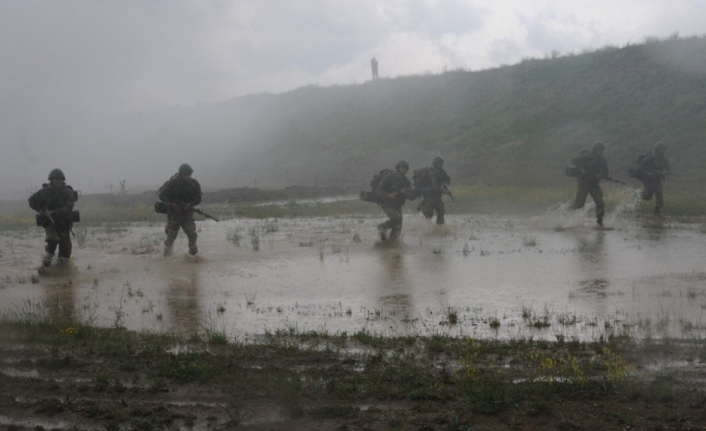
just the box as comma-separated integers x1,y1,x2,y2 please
1,207,705,340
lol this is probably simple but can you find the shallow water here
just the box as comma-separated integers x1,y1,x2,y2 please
1,206,705,340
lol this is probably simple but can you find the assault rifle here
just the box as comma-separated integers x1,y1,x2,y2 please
602,177,628,186
413,185,455,201
175,200,220,222
154,201,219,222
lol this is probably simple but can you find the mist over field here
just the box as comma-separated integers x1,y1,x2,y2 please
3,35,706,201
1,1,705,200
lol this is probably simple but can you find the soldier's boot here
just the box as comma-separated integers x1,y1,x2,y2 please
436,214,445,226
389,228,401,241
654,207,661,216
188,244,198,256
57,257,68,269
43,241,58,267
377,224,387,241
597,217,603,227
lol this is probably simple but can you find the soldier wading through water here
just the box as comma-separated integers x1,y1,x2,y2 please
28,169,77,268
417,155,451,225
638,142,671,215
375,160,413,241
158,163,202,257
570,141,610,227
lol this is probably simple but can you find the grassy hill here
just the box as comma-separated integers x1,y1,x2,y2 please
139,35,706,193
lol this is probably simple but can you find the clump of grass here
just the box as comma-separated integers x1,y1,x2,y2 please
522,235,537,247
227,228,242,246
251,235,260,251
299,239,314,247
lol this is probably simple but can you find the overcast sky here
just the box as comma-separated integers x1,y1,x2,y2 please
1,0,705,198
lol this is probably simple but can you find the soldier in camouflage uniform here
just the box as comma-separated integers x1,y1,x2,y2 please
28,169,76,268
639,142,671,215
158,164,202,256
375,160,412,241
418,155,451,225
571,141,609,226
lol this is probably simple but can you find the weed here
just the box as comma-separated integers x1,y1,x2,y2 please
251,235,260,251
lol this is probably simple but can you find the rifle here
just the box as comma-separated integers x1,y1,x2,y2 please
413,185,455,202
192,208,219,222
175,200,219,222
603,177,628,186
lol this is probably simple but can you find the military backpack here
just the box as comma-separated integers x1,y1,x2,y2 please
412,168,433,188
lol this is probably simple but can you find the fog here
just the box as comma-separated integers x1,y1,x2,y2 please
1,0,704,200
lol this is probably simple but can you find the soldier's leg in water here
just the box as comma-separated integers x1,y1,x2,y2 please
654,181,664,214
435,199,446,225
387,206,403,240
377,205,396,240
421,193,435,219
590,184,605,225
43,227,59,266
182,215,198,255
571,182,589,210
164,214,180,256
642,181,655,201
57,228,72,267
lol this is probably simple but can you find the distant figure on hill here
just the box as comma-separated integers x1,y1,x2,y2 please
637,142,671,215
415,156,452,225
158,163,202,257
570,141,609,227
371,57,379,80
375,160,413,241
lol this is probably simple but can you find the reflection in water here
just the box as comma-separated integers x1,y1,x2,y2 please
166,265,201,335
374,246,415,331
39,266,78,323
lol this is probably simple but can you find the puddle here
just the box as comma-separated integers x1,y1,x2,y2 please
1,209,706,340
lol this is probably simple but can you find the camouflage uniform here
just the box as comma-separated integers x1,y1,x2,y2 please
571,146,609,225
639,149,670,214
375,170,412,240
28,183,76,266
158,174,202,256
419,165,451,225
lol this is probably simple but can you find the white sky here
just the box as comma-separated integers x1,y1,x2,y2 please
0,0,704,198
2,0,704,114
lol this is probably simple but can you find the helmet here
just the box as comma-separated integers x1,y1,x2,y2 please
395,159,409,169
432,155,445,166
654,142,667,153
178,163,194,175
48,168,65,180
591,141,605,154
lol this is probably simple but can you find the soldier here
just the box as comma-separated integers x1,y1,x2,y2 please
371,57,379,80
418,155,451,225
158,163,202,257
639,142,671,215
571,141,609,226
28,169,76,268
375,160,412,241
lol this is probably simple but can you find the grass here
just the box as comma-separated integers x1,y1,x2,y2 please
1,305,704,428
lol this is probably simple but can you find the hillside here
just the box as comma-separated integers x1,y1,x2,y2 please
66,35,705,195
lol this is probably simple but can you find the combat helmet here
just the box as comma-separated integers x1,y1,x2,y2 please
395,159,409,170
654,142,667,153
48,168,65,181
178,163,194,175
432,155,444,166
591,141,605,154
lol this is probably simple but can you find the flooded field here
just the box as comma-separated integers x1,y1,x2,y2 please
2,205,706,340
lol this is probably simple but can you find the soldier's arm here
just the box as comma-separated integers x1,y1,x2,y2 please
28,189,43,212
157,180,174,204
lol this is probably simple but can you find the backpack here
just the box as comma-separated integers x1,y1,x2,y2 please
412,168,433,188
370,169,394,190
629,152,650,180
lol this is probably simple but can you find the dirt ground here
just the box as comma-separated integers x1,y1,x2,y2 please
2,326,706,431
